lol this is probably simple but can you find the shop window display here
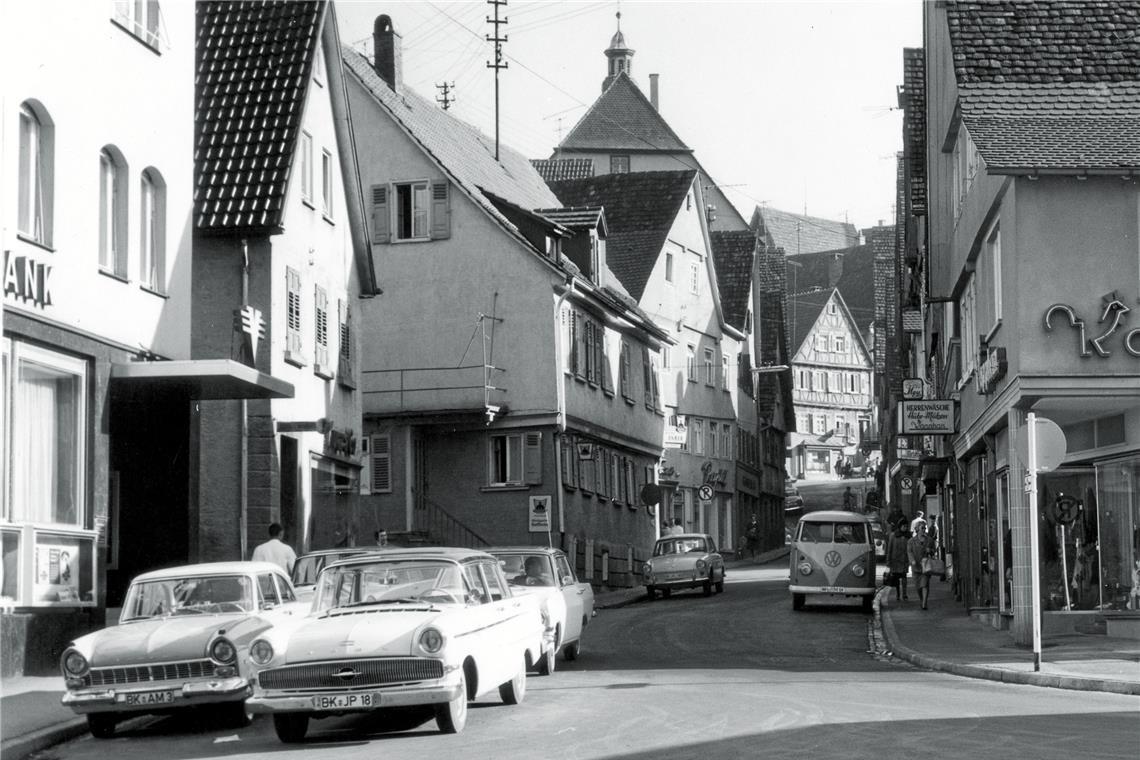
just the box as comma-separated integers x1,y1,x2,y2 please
1036,469,1099,611
1095,456,1140,611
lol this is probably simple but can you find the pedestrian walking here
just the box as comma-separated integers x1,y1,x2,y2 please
843,486,856,511
910,509,927,535
886,526,910,601
907,522,934,610
251,522,297,574
885,504,906,533
745,514,761,560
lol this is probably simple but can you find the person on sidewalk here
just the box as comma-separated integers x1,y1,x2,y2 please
885,504,906,533
907,522,934,610
745,515,761,560
251,522,297,574
910,510,927,535
843,487,856,511
886,526,910,601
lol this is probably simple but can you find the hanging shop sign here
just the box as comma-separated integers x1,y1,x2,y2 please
895,435,922,461
975,346,1007,395
3,249,54,309
1044,292,1140,358
897,400,956,435
902,378,925,400
325,427,357,458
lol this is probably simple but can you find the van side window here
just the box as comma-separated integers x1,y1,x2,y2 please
835,524,867,543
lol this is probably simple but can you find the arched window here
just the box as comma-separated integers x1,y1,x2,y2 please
99,147,128,277
139,168,166,292
17,101,54,246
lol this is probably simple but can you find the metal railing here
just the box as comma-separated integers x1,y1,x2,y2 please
415,492,490,549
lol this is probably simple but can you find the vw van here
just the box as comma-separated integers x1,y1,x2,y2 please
789,510,876,611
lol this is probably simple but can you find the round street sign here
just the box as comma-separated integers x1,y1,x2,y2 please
1015,416,1067,473
900,476,914,491
640,483,662,507
698,484,714,502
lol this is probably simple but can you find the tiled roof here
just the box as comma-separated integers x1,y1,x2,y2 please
785,243,876,331
709,231,755,332
946,1,1140,172
788,289,832,358
534,206,606,234
343,51,561,234
558,73,691,153
195,1,324,232
753,207,859,256
548,170,697,301
532,158,595,182
946,1,1140,84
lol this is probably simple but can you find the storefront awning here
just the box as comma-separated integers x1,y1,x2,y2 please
111,359,294,400
920,457,951,483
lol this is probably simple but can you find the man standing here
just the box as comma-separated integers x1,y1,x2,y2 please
745,514,761,560
251,523,297,574
843,486,856,511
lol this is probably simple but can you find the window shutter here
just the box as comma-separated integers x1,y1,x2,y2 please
524,432,542,484
585,321,596,384
574,312,587,379
600,331,614,394
371,185,390,243
651,360,661,411
595,447,606,498
620,342,631,399
314,286,329,370
286,267,302,356
338,298,356,387
642,347,653,410
371,434,391,492
429,181,451,239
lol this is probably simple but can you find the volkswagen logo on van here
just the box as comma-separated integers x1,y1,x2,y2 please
824,551,842,567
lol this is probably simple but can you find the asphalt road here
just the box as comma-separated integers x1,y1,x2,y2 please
36,564,1139,760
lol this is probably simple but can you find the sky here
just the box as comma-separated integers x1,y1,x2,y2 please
335,0,922,231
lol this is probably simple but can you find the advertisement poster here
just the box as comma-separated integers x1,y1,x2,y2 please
528,495,552,533
34,542,80,602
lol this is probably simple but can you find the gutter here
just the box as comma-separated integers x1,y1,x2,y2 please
552,271,577,540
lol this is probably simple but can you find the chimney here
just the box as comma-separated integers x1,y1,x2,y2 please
373,15,402,91
649,73,659,110
828,253,843,288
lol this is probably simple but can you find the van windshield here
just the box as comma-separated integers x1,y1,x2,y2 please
797,522,867,544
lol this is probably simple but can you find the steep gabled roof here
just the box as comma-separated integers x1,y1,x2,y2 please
343,51,561,237
789,288,870,364
946,1,1140,173
558,72,691,153
753,207,859,257
195,0,324,232
547,170,696,301
531,158,595,183
709,231,755,332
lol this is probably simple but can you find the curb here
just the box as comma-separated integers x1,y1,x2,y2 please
0,716,87,760
876,589,1140,696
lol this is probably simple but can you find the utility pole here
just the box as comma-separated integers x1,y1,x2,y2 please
435,81,456,110
485,0,508,161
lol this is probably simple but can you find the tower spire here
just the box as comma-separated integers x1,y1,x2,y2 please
602,4,634,91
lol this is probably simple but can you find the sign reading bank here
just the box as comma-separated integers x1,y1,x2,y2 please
897,400,956,435
4,249,54,309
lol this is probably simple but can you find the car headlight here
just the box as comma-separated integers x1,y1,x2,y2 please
797,561,813,576
250,639,274,665
851,564,865,577
419,628,444,654
696,559,707,573
209,637,237,665
62,649,89,678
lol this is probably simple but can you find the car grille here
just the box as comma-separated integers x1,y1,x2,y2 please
85,659,216,687
258,658,445,691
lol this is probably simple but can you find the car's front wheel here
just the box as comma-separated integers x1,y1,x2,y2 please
715,577,725,594
536,642,557,675
87,713,118,739
435,670,468,733
272,713,309,743
645,585,656,601
563,639,580,661
703,578,713,596
499,656,527,705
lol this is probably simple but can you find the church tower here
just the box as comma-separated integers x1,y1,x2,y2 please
602,11,634,91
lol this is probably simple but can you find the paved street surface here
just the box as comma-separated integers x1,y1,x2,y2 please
30,563,1138,760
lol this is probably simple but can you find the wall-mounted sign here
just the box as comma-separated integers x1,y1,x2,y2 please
664,426,687,448
1044,291,1140,358
700,461,728,486
897,400,956,434
896,441,922,461
325,427,357,457
902,378,925,400
975,346,1007,395
4,249,54,309
528,495,552,533
697,484,714,502
576,442,594,460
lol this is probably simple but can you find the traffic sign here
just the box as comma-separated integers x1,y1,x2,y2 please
697,484,714,502
900,476,914,492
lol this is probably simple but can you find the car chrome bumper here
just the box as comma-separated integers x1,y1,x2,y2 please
62,677,250,714
248,678,462,714
646,577,702,590
788,584,874,595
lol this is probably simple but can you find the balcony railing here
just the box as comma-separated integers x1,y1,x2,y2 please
361,364,506,415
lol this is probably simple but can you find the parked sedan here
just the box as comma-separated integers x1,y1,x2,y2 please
291,548,373,603
246,548,550,742
60,561,305,738
488,546,595,673
643,533,726,599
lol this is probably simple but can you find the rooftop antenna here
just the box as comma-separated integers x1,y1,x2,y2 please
435,81,456,110
485,0,509,160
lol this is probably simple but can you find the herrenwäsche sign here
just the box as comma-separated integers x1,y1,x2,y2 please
897,400,957,435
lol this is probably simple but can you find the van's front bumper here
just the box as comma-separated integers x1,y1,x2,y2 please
788,584,874,595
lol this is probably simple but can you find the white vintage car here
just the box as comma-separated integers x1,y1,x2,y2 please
291,548,373,603
643,533,726,599
488,546,595,674
60,561,305,738
245,547,550,742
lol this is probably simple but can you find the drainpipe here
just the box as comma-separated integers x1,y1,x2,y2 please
553,274,576,542
240,239,250,559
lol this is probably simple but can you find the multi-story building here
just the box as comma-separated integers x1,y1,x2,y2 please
752,207,859,258
906,1,1140,642
786,289,874,480
344,16,669,586
2,0,195,675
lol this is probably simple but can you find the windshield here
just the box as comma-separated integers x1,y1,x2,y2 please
498,554,556,587
654,537,708,556
122,575,254,620
292,551,366,587
313,559,469,612
797,522,868,544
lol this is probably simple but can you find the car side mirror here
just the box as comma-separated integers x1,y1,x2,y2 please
561,575,574,586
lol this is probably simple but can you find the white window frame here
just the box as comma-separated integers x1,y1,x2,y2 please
98,147,128,278
139,168,165,293
812,415,826,435
703,348,715,385
393,180,430,241
958,272,978,384
321,149,334,219
488,432,524,486
686,345,697,383
692,419,704,455
665,251,674,283
112,0,163,50
688,261,700,295
18,103,52,246
985,220,1002,339
815,334,829,352
300,131,313,205
834,335,846,353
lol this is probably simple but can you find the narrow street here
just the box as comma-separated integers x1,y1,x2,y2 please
36,563,1139,760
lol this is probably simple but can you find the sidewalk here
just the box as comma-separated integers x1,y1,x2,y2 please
0,675,87,760
877,576,1140,696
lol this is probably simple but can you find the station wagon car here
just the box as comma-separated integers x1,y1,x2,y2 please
488,546,595,673
60,561,304,738
245,548,550,742
643,533,726,600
